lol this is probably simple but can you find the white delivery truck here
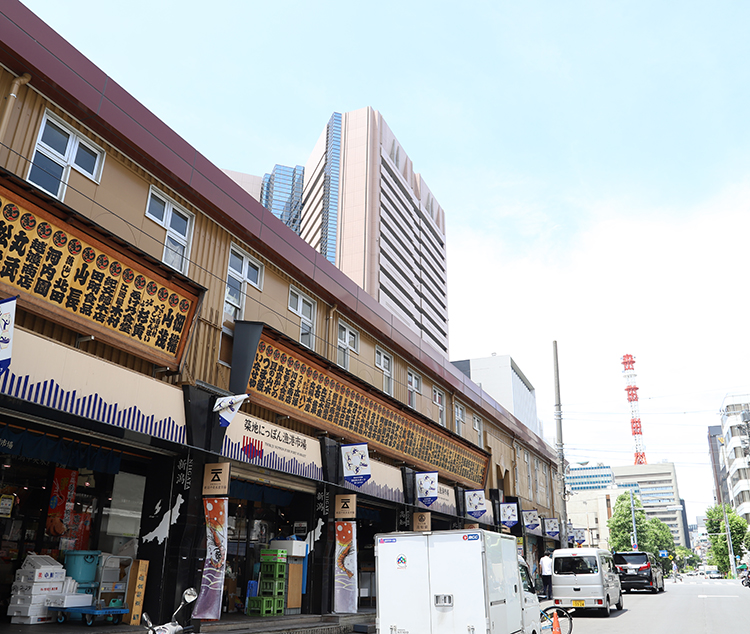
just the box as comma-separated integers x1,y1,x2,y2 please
374,529,539,634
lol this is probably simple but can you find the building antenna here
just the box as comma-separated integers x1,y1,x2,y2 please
621,354,647,465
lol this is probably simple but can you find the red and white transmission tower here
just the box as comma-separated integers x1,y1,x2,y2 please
621,354,647,465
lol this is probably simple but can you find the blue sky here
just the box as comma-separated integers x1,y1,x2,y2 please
20,0,750,525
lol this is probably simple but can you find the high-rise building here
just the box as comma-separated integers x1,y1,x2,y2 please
261,164,305,233
717,395,750,524
567,464,616,492
451,355,541,436
613,463,688,547
300,107,449,355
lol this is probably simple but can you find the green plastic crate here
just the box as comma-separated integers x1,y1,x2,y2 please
260,561,286,579
260,549,287,562
274,597,285,614
259,578,285,596
246,596,275,616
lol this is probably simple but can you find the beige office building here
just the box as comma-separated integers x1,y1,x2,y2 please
301,108,449,355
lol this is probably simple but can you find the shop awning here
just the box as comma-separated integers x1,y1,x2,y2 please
0,424,121,474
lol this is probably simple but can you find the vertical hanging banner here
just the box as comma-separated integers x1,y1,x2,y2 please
333,521,357,613
523,509,541,536
544,517,560,538
192,497,228,620
213,394,249,428
341,443,371,487
416,472,438,507
0,296,16,376
465,489,487,519
574,528,586,545
500,502,519,528
47,467,77,542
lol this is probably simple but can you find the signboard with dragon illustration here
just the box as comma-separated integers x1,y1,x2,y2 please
0,185,198,366
245,335,489,488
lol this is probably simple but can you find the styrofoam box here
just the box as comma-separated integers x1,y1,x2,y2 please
16,569,66,583
10,594,48,606
11,581,64,595
62,577,78,594
22,555,62,570
7,603,49,617
11,615,54,624
45,593,93,608
270,539,308,557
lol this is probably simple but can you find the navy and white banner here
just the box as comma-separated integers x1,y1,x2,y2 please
523,509,540,530
0,297,16,376
500,502,518,527
341,443,371,487
574,528,586,545
465,489,487,519
416,472,438,507
213,394,249,427
544,517,560,538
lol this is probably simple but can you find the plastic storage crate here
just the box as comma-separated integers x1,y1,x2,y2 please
259,578,285,596
274,597,284,614
260,549,287,563
246,596,275,617
260,562,286,579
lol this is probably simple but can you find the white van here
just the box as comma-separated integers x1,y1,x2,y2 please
551,548,623,617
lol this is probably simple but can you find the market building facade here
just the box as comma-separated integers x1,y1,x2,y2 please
0,1,562,622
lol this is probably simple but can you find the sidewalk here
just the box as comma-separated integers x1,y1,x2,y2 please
0,611,376,634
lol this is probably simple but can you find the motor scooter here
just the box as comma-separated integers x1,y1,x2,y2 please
142,588,198,634
741,572,750,588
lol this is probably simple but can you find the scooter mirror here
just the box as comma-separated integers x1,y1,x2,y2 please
183,588,198,604
142,613,153,628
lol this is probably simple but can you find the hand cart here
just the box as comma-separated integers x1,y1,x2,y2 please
54,555,133,626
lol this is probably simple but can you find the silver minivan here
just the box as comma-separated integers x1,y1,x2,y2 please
551,548,623,617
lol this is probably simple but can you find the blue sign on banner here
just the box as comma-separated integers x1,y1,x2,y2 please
465,490,487,519
416,472,438,507
341,443,371,487
659,550,668,558
500,503,518,527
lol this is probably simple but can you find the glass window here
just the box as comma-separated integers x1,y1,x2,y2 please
407,370,421,409
433,387,445,426
554,556,599,575
455,404,465,435
289,287,316,349
375,348,393,396
28,112,104,199
224,246,264,321
337,321,359,370
145,188,193,274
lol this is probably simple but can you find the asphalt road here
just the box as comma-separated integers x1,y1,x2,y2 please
556,579,749,634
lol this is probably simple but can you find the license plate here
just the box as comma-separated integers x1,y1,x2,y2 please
626,570,635,574
572,600,585,607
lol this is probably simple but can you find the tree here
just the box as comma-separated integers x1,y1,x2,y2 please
607,493,648,551
675,545,700,571
607,493,675,572
705,504,749,575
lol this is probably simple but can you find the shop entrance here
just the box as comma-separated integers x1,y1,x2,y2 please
223,482,314,616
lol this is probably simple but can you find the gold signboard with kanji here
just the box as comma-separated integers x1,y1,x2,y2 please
0,186,198,366
246,335,489,488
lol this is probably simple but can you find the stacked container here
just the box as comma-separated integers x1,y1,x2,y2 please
246,549,286,617
7,554,66,624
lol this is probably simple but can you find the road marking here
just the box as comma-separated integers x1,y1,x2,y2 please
697,595,739,598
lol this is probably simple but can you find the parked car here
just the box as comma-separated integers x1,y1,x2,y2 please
613,551,665,593
551,548,623,616
706,570,723,579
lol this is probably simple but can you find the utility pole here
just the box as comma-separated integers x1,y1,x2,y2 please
553,341,568,548
629,489,638,550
